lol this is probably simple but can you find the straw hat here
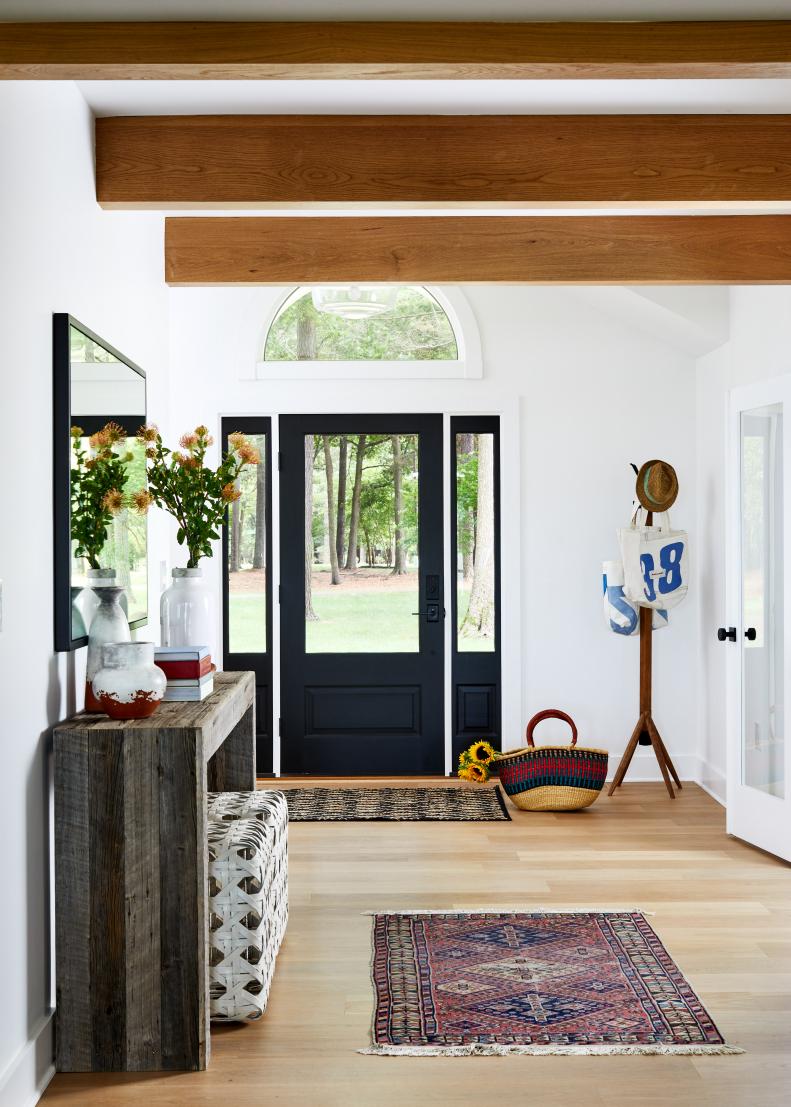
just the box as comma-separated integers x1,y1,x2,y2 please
635,459,678,512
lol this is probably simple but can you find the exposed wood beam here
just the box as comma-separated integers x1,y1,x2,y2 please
4,21,791,80
164,215,791,285
97,115,791,207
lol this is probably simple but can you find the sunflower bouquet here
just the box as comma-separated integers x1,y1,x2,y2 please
457,740,498,783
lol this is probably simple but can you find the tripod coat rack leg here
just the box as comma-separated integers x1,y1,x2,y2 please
609,580,681,799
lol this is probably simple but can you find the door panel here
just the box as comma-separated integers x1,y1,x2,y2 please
727,380,791,860
279,415,444,774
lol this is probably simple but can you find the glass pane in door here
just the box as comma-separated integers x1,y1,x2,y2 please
305,433,419,653
455,432,496,652
227,433,268,653
741,404,784,797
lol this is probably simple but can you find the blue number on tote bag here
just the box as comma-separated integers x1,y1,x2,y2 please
640,541,684,602
657,541,684,594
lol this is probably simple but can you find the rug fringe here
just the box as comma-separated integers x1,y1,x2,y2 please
359,1043,744,1057
361,908,655,916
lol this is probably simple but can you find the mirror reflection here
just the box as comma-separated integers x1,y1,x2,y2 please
66,321,148,642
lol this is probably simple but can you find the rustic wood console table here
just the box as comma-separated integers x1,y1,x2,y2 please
54,670,255,1072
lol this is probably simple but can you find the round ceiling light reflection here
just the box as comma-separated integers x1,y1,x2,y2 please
311,285,399,321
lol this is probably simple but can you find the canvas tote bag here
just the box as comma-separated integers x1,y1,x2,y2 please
602,559,669,635
618,509,689,611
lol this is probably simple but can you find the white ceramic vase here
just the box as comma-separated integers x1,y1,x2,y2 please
160,567,214,657
92,642,166,720
85,573,130,712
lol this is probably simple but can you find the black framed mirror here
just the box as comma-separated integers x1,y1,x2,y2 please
53,314,148,651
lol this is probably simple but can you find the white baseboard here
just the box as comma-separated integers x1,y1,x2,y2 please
0,1012,55,1107
697,759,727,806
604,749,700,784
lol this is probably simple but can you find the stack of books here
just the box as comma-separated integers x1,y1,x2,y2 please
154,646,214,702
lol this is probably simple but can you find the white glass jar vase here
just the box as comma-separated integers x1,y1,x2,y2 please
160,567,214,658
92,642,166,720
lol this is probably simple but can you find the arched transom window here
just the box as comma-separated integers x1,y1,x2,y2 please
258,285,479,379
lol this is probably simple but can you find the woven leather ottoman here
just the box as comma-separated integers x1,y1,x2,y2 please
207,790,289,1022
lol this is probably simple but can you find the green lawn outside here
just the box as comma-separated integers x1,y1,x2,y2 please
229,586,494,653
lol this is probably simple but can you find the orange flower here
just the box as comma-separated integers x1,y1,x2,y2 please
179,433,199,451
103,421,127,445
145,446,157,459
89,429,110,449
221,482,241,503
195,425,209,437
137,424,159,443
227,431,248,449
175,453,199,470
102,488,124,514
132,489,154,514
237,443,260,465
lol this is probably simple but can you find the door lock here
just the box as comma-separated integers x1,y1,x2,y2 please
717,627,737,642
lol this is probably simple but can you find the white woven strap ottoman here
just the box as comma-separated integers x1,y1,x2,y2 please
207,789,289,1022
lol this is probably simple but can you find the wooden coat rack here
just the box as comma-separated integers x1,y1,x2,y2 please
609,497,683,799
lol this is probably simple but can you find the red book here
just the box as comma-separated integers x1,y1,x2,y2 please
156,657,213,680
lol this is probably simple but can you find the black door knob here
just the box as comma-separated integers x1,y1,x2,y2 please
717,627,737,642
745,627,757,641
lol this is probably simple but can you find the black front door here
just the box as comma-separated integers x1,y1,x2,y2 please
279,414,444,774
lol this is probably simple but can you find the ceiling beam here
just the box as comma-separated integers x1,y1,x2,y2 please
164,215,791,285
4,21,791,80
97,114,791,207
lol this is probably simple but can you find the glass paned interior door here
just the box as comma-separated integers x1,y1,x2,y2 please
741,404,784,798
227,433,268,654
304,433,419,653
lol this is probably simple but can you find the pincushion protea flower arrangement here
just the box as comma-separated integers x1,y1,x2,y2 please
70,422,152,569
139,424,259,567
458,740,498,783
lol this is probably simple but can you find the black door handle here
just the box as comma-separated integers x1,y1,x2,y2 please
717,627,737,642
412,603,441,623
745,627,757,641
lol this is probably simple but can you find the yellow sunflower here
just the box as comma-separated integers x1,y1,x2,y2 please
466,762,490,784
468,740,496,766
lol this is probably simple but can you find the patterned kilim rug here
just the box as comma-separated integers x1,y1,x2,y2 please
362,911,742,1056
283,786,510,821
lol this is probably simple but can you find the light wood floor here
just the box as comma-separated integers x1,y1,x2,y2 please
44,781,791,1107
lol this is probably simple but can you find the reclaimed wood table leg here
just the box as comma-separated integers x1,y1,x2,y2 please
207,703,256,792
56,725,208,1071
158,727,209,1070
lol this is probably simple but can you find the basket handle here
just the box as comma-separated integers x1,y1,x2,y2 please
526,710,578,748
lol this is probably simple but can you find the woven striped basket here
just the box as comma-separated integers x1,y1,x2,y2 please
496,710,608,812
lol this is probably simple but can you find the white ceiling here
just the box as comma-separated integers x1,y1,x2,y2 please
8,1,791,20
79,78,791,116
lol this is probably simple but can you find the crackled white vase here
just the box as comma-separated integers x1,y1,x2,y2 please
92,642,166,720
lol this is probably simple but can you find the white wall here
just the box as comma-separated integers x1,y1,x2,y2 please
0,83,169,1105
696,286,791,802
169,282,699,781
